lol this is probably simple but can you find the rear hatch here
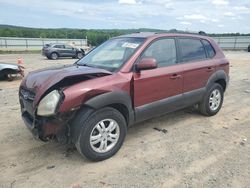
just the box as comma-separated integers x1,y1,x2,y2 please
42,44,51,55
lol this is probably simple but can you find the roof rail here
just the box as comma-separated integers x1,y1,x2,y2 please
156,30,208,36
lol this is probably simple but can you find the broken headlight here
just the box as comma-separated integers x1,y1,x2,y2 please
37,90,60,116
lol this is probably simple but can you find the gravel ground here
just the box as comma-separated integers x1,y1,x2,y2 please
0,52,249,188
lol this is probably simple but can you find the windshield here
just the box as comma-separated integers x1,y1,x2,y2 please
77,37,145,72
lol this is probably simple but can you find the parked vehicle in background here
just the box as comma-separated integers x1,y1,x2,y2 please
0,63,24,81
42,43,85,60
19,32,229,161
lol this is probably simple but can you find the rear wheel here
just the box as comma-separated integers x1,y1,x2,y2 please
50,52,58,60
199,83,224,116
73,107,127,161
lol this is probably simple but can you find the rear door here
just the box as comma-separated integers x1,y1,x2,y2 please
53,44,65,56
133,38,183,121
177,37,217,104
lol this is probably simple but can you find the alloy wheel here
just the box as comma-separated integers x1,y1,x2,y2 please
209,89,221,111
90,119,120,153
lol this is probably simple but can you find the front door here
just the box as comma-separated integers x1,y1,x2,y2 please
133,38,183,122
64,44,76,57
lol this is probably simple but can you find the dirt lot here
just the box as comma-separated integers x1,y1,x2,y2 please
0,52,249,188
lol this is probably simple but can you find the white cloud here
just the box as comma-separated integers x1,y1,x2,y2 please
181,14,220,24
224,12,235,17
182,14,209,24
232,6,250,14
231,16,243,20
164,2,174,10
180,21,191,25
233,6,249,11
184,14,206,20
211,18,219,22
118,0,137,4
76,9,84,13
212,0,228,6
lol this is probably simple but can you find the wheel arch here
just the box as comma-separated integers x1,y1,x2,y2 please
50,51,59,57
84,91,135,126
206,70,228,91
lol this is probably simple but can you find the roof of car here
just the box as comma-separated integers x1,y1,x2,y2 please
51,43,66,45
116,32,211,40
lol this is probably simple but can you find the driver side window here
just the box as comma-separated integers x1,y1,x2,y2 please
141,38,177,68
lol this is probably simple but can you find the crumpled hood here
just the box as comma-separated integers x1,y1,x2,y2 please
21,64,112,104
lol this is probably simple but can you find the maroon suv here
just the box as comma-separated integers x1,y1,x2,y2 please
19,33,229,161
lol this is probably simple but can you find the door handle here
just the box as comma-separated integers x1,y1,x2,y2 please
206,67,215,72
170,74,182,79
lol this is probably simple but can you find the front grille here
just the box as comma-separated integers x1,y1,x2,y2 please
20,88,35,101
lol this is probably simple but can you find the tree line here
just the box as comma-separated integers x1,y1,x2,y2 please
0,25,249,46
0,26,126,46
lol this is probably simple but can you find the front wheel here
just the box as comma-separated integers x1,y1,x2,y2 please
73,107,127,161
76,52,84,59
199,83,224,116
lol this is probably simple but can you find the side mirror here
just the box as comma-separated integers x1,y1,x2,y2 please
136,58,157,72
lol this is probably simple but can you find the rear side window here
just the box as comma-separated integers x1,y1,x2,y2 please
179,38,206,62
141,38,177,67
202,40,215,58
54,45,64,48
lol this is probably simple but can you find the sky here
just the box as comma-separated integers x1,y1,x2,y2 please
0,0,250,33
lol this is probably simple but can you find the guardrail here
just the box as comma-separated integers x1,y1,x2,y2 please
0,36,249,51
0,37,88,50
213,36,250,50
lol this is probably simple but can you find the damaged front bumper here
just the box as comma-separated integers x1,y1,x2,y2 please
19,92,72,141
21,111,68,141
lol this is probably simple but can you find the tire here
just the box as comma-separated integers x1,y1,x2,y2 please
73,107,127,161
50,52,59,60
199,83,224,116
76,52,83,59
5,74,16,81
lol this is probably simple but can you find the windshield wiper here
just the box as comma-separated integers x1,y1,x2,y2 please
76,63,95,68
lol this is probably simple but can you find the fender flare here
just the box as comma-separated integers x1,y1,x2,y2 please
206,70,228,90
84,91,135,126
